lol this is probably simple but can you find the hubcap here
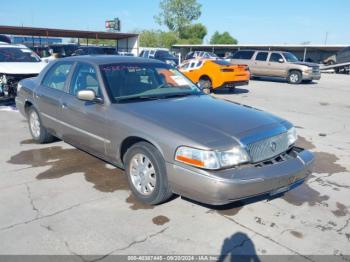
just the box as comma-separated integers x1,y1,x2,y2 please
290,74,299,83
129,153,156,196
29,111,40,138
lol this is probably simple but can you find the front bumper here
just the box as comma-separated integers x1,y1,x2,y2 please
303,72,321,81
166,148,314,205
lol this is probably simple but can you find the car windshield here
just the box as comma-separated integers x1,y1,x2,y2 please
100,63,201,103
0,47,41,62
283,52,299,62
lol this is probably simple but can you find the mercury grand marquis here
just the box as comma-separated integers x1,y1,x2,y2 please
16,56,314,205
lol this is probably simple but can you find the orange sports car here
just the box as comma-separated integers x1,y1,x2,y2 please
179,59,250,91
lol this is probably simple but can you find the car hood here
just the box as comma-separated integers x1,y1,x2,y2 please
292,61,319,68
118,95,291,149
0,62,47,74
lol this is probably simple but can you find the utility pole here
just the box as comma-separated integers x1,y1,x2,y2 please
324,32,328,45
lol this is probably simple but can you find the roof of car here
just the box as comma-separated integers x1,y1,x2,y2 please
60,55,165,65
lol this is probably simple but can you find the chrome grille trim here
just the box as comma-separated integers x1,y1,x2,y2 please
246,132,289,163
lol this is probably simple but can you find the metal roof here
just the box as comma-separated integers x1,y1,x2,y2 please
173,44,350,52
0,25,138,40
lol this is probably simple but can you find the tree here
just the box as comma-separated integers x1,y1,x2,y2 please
179,23,207,42
139,30,160,47
154,0,202,33
139,30,179,49
210,31,238,45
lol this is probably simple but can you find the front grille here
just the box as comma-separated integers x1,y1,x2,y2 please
312,67,320,73
246,132,289,163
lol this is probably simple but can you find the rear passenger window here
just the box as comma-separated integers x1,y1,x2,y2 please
232,51,255,60
269,53,283,62
255,52,268,61
42,62,73,92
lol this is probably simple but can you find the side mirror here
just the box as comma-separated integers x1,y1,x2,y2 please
77,89,96,102
278,58,284,63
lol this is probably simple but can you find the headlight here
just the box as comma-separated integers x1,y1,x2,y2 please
175,146,250,170
304,67,312,73
287,127,297,146
0,74,7,85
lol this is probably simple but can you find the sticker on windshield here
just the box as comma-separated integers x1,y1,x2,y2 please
170,75,189,86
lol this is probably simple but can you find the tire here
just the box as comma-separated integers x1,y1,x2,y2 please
287,70,302,84
124,142,173,205
199,76,212,92
303,80,313,84
27,107,55,144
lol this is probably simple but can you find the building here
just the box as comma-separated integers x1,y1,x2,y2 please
0,25,139,55
172,44,350,63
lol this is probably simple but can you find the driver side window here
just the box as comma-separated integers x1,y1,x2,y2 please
69,63,102,97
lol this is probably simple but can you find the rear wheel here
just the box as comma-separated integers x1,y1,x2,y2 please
199,76,212,92
27,107,54,144
124,142,173,205
287,70,302,84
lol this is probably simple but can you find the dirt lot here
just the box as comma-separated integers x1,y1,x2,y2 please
0,74,349,260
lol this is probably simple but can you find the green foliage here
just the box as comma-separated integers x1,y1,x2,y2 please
78,38,117,46
210,31,238,45
154,0,202,32
139,30,178,49
179,23,207,41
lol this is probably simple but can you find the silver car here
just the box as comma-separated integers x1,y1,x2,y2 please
16,56,314,205
229,50,321,84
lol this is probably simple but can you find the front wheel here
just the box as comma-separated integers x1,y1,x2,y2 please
287,71,302,84
27,107,54,144
124,142,173,205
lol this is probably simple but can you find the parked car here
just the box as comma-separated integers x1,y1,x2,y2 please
228,50,321,84
48,44,79,58
72,46,118,56
118,51,135,56
184,51,219,61
0,43,47,97
139,48,178,66
30,46,51,59
179,59,250,91
16,56,314,206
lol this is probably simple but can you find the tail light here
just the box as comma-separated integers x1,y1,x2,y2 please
221,68,234,72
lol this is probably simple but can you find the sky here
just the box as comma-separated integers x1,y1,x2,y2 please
1,0,349,44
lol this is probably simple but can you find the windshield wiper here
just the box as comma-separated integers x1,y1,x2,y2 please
159,93,197,99
115,96,162,103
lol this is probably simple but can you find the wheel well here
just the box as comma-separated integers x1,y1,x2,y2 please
199,75,211,82
24,101,33,115
120,136,153,163
288,69,302,75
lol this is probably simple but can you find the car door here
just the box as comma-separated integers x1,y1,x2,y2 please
60,62,108,156
267,52,286,77
252,51,269,76
34,61,74,137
